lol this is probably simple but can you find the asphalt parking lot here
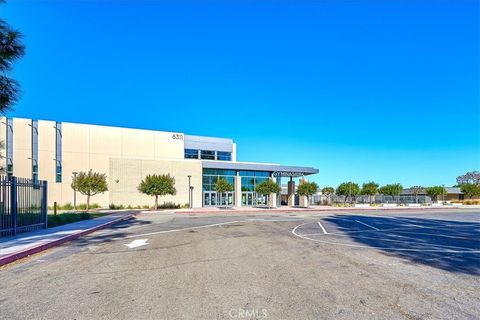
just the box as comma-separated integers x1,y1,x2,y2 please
0,209,479,320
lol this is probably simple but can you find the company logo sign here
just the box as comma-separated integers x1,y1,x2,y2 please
272,171,303,177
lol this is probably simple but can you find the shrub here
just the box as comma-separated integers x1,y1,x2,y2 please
158,202,180,209
76,203,100,210
461,199,480,205
109,203,125,210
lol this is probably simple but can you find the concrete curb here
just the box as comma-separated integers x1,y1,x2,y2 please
0,214,134,267
173,206,473,215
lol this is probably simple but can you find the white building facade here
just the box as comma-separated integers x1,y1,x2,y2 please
0,117,318,208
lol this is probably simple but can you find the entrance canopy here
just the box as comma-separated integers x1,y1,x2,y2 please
202,160,318,177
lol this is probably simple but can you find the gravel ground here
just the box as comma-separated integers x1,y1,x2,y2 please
0,209,478,320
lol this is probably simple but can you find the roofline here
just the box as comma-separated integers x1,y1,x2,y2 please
202,160,318,176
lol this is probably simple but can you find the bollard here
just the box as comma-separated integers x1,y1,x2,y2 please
54,202,57,216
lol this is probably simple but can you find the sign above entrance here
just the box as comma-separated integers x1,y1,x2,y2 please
272,171,304,178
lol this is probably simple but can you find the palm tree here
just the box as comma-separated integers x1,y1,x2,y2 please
0,2,25,113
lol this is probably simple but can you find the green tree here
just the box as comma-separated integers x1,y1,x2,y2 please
297,181,319,207
215,178,233,208
425,186,447,202
321,187,335,196
1,1,25,113
409,186,424,203
456,171,480,186
321,187,335,204
138,174,176,210
378,183,403,203
71,170,108,210
460,184,480,199
255,179,281,208
336,182,360,204
361,182,379,204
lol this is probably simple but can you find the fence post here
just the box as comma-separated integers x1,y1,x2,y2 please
42,181,48,229
10,177,17,236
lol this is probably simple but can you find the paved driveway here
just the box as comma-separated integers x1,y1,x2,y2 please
1,209,479,320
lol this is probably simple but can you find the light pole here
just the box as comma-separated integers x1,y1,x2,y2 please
190,186,194,209
349,182,352,204
188,175,192,208
72,171,78,210
442,184,445,203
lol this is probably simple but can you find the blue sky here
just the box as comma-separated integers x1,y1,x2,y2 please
3,0,479,187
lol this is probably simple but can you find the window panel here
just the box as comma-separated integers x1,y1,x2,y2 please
185,149,199,159
200,150,215,160
55,122,62,183
217,151,231,161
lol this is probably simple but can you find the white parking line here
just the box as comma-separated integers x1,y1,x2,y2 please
355,220,379,230
291,222,480,253
126,221,240,238
317,221,328,234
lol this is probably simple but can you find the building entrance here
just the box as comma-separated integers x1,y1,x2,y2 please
203,191,234,207
242,192,254,206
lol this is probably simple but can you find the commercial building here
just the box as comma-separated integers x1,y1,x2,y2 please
402,187,465,201
0,117,318,208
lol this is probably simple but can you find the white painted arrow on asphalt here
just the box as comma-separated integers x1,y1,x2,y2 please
124,239,148,249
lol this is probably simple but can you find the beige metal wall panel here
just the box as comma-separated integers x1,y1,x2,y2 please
89,125,122,157
109,158,202,208
12,118,32,179
154,131,184,160
38,120,64,204
121,128,156,159
62,122,90,154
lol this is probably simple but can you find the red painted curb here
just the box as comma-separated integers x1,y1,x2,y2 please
0,214,134,267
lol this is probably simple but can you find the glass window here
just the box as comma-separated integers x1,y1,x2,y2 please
217,151,231,161
185,149,199,159
239,170,270,177
55,122,62,183
56,165,62,183
31,120,39,182
6,118,13,179
200,150,215,160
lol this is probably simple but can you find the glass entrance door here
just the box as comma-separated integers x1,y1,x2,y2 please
203,191,217,206
204,192,234,206
242,192,254,206
218,192,234,206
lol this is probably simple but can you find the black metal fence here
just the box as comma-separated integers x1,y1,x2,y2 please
0,176,48,237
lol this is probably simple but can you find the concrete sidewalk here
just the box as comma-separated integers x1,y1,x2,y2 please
0,211,136,266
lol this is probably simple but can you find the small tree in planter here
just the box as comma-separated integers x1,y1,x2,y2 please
255,179,281,208
71,170,108,211
215,178,233,208
138,174,176,210
361,182,379,204
297,181,319,207
410,186,424,203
